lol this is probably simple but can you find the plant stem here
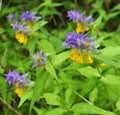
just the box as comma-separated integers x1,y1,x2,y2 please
0,97,22,115
72,90,93,105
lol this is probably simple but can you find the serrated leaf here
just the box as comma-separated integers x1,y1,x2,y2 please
52,51,69,66
71,103,116,115
43,93,60,106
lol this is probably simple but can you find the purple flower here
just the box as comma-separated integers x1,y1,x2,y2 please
12,22,29,33
32,51,47,68
20,11,41,22
7,13,16,22
67,10,94,23
63,31,94,51
5,71,30,88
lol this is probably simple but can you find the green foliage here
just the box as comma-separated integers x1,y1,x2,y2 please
0,0,120,115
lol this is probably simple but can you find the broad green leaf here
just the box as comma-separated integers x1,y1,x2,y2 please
37,40,56,57
29,71,48,114
63,62,86,70
52,51,69,66
89,87,98,103
77,66,99,78
43,93,60,106
101,46,120,56
71,103,116,115
101,75,120,100
45,108,65,115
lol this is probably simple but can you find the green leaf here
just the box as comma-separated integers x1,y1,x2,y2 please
101,46,120,56
26,37,37,55
45,108,65,115
33,107,45,115
18,89,33,108
116,99,120,111
32,20,48,32
29,71,48,114
89,87,98,103
37,40,56,57
71,103,116,115
52,51,70,66
96,54,120,68
45,61,58,81
43,93,60,106
77,66,99,78
112,3,120,11
101,74,120,100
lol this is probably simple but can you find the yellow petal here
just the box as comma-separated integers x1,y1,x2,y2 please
15,87,22,97
76,24,84,34
87,53,93,64
76,50,84,63
15,33,27,45
100,63,107,67
69,49,79,61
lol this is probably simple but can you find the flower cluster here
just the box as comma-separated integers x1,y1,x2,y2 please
5,71,31,97
63,10,95,64
7,11,41,45
68,10,94,34
32,51,47,69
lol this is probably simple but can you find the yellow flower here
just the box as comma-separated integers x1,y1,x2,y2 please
76,24,89,34
69,49,93,64
15,87,22,97
76,50,84,63
15,82,22,97
15,33,27,45
87,52,93,64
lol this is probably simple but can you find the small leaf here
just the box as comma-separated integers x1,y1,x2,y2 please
52,51,70,66
45,61,58,81
45,108,65,115
71,103,116,115
43,93,60,106
77,66,99,78
89,88,98,103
